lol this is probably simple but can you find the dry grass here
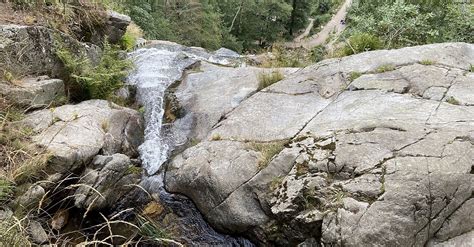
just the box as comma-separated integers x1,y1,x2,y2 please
0,97,52,184
249,141,288,170
257,71,285,90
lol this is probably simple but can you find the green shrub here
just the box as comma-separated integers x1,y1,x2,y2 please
258,71,285,90
120,31,137,51
348,71,362,82
341,33,383,56
57,41,132,100
420,60,435,65
376,64,396,73
120,23,143,51
310,45,326,63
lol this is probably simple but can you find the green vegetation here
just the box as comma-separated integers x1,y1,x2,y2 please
338,0,473,55
470,64,474,73
109,0,342,52
56,41,132,101
0,98,52,185
120,23,144,51
137,215,173,243
348,71,362,82
0,177,14,203
258,71,285,90
339,33,383,56
420,59,435,65
376,64,396,73
0,216,31,247
249,141,287,170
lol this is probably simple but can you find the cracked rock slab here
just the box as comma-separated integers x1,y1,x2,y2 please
22,100,144,174
212,92,331,141
169,62,298,143
165,43,474,245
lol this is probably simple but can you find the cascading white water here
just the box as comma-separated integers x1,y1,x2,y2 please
127,48,197,175
127,43,239,175
126,43,253,245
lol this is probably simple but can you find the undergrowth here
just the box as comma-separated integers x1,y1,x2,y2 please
56,40,132,101
0,97,51,184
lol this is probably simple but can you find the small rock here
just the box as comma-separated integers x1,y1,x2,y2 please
18,185,45,208
28,220,48,244
51,209,69,231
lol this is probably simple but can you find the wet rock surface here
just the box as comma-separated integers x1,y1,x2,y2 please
165,43,474,245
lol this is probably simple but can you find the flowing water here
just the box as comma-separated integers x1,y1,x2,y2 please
127,42,253,246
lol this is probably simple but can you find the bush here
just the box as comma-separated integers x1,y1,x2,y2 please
120,23,143,51
57,41,132,100
340,33,383,56
310,45,327,63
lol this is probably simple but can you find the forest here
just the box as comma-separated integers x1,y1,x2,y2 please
108,0,472,53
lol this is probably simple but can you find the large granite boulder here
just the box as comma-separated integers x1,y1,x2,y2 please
22,100,144,174
165,43,474,245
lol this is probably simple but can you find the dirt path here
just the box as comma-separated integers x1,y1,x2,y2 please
285,0,352,49
294,18,315,42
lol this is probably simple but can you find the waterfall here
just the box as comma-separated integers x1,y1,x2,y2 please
127,48,196,175
127,43,239,175
126,43,253,245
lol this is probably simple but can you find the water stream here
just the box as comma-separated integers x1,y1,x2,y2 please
127,43,253,246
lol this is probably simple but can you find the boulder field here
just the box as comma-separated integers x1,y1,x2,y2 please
165,42,474,246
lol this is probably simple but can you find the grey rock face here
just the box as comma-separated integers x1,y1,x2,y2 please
22,100,144,174
0,25,99,77
167,61,298,147
0,76,64,108
74,154,140,210
105,11,131,44
165,43,474,245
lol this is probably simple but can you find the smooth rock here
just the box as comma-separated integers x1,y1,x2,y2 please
0,76,64,108
28,220,48,244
